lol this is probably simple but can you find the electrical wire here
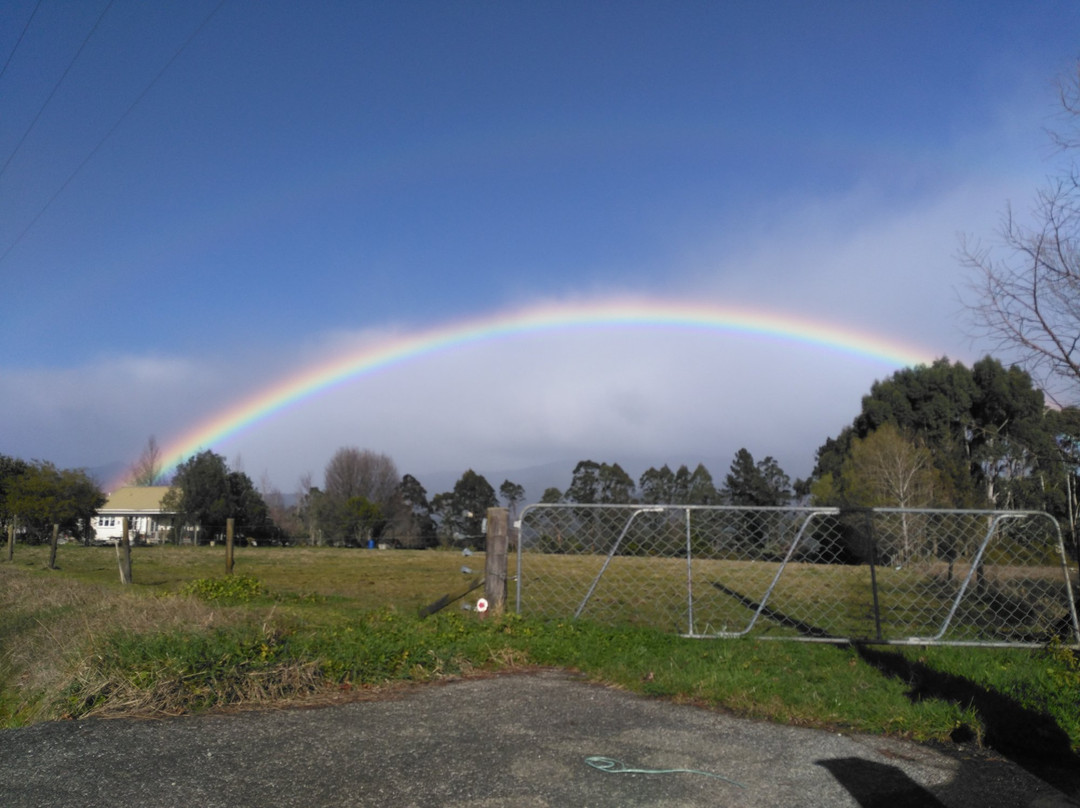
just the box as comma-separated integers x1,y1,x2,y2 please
0,0,117,183
0,0,229,268
584,755,746,788
0,0,44,83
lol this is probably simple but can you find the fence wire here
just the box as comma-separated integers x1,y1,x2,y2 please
515,504,1080,648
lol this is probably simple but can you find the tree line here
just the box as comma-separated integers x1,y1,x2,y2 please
157,447,518,549
159,444,798,549
2,353,1079,556
533,452,793,509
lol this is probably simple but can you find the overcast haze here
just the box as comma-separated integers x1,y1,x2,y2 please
2,1,1078,496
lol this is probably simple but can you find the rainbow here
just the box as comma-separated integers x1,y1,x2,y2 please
128,299,937,487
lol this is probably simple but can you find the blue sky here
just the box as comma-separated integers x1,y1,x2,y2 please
2,1,1078,495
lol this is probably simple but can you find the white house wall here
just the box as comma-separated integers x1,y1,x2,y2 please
92,514,169,544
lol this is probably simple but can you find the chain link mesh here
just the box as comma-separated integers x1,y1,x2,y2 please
515,505,1080,647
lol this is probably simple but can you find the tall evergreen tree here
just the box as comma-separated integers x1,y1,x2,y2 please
164,451,272,543
394,473,437,547
566,460,635,504
687,463,717,504
499,479,526,520
565,460,602,504
723,449,791,506
434,470,498,547
638,464,675,504
598,462,635,504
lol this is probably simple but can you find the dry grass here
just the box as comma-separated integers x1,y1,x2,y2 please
0,562,242,724
66,656,328,720
0,545,509,724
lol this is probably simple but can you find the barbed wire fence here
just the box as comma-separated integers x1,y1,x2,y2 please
514,504,1080,648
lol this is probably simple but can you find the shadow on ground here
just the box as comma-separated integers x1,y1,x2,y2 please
816,758,949,808
854,644,1080,798
711,580,1080,800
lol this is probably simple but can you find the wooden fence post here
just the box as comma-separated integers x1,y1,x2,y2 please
485,507,508,614
118,517,132,585
226,518,235,575
5,521,13,562
48,523,59,569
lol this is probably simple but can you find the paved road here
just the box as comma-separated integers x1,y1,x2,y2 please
1,670,1077,807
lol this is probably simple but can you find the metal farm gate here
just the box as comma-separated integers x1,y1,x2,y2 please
514,504,1080,648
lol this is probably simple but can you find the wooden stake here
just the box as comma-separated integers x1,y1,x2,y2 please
484,507,508,615
48,523,59,569
226,518,235,575
118,517,132,584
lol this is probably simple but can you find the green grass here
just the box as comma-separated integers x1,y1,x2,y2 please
1,543,1078,762
519,552,1076,642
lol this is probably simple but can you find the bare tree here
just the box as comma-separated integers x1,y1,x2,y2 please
129,436,164,486
260,471,300,541
324,447,399,506
961,65,1080,405
319,448,399,546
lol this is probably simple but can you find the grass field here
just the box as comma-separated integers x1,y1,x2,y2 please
2,543,1078,763
518,551,1078,643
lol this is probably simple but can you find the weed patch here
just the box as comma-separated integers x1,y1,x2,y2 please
180,574,267,604
65,623,322,718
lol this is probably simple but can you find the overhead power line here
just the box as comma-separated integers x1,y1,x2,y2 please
0,0,44,83
0,0,229,269
0,0,117,183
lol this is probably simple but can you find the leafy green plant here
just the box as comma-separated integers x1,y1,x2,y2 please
180,574,266,604
1042,639,1080,690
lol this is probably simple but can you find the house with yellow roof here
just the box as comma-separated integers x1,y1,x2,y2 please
92,486,174,545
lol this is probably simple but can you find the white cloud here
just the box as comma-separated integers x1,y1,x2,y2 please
665,175,1036,364
0,354,228,474
3,158,1056,496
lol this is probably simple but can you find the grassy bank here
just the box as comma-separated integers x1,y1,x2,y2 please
1,544,1077,762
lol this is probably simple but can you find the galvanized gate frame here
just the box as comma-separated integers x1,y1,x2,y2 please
515,504,1080,648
